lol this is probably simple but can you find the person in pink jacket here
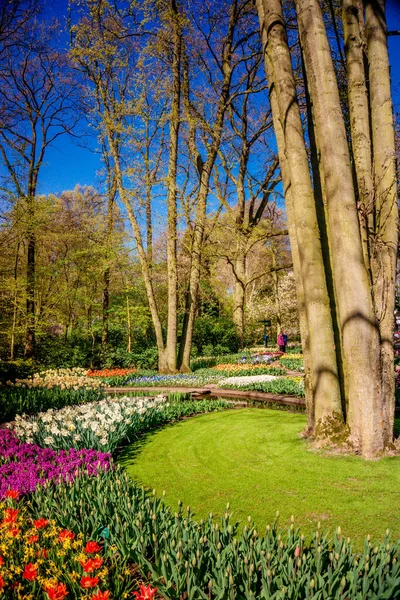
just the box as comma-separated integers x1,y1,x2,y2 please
277,331,286,353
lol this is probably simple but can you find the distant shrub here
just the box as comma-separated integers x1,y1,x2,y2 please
193,316,240,355
0,359,36,383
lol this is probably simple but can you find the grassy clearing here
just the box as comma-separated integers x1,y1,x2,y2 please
120,409,400,547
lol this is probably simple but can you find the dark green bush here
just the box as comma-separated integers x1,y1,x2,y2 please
0,360,36,383
94,346,158,369
193,316,240,356
35,335,92,368
30,467,400,600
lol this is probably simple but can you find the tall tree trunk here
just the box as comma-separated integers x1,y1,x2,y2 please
24,200,35,358
126,293,132,353
256,0,315,429
178,182,209,372
102,267,110,345
301,48,348,415
165,0,182,373
295,0,382,456
102,176,116,346
145,127,153,270
342,0,374,278
365,0,398,445
272,252,282,336
107,134,167,371
256,0,342,427
178,0,238,371
232,255,246,344
10,242,20,361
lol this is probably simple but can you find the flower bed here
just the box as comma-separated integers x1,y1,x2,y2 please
86,368,140,386
0,430,111,498
4,384,400,599
12,395,167,453
87,368,138,378
279,357,304,371
0,497,133,598
219,374,279,386
29,467,400,600
13,396,231,453
221,376,305,396
208,364,286,376
122,367,289,388
8,368,106,390
123,373,222,387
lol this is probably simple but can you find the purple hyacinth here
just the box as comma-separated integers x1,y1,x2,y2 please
0,429,111,498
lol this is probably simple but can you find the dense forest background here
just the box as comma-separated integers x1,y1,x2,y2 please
0,0,398,374
0,0,298,369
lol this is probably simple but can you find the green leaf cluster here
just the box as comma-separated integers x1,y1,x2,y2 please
0,386,105,422
221,379,305,397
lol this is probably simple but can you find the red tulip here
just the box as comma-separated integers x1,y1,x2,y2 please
80,576,99,589
132,585,158,599
44,582,69,600
23,562,38,581
84,541,102,554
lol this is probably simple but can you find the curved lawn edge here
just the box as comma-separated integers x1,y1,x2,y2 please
121,408,400,546
105,386,305,409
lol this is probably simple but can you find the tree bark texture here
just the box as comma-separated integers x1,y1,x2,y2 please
256,0,398,455
102,175,116,346
178,0,238,371
295,0,385,456
24,197,35,358
232,255,246,342
165,0,182,373
342,0,374,278
256,0,342,426
365,0,398,445
256,0,314,429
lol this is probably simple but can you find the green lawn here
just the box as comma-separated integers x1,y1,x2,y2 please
119,408,400,547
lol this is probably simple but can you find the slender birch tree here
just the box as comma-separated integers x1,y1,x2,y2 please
177,0,253,371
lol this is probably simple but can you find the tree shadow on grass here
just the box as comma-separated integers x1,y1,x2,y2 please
115,420,182,467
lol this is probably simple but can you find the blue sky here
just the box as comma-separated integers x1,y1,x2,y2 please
35,0,400,197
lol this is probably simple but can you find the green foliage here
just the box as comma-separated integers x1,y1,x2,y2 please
0,360,36,383
285,346,302,354
0,386,105,422
35,335,93,368
29,467,400,600
202,343,230,356
129,348,159,370
221,378,305,397
94,346,158,369
32,335,159,370
279,358,304,371
192,316,240,355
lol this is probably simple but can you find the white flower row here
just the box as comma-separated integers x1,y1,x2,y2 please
13,394,167,452
219,374,279,387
